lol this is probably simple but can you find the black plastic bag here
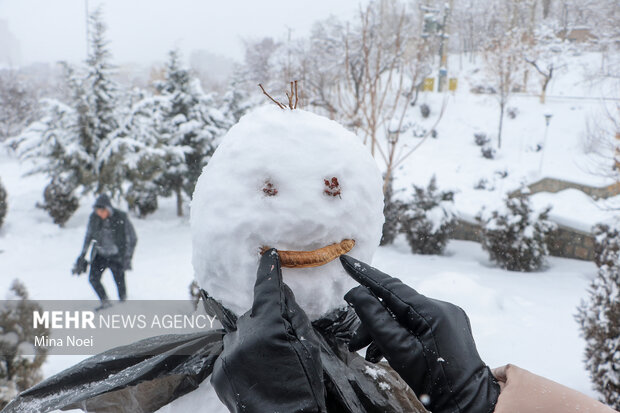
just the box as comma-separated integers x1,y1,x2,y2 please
2,331,224,413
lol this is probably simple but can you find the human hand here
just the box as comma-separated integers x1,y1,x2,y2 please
340,255,499,413
72,255,88,276
211,249,326,413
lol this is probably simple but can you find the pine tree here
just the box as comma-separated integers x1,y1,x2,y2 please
9,8,124,225
11,96,90,197
0,70,38,141
576,224,620,410
110,95,185,217
9,8,123,225
84,7,124,195
0,280,49,409
221,85,254,124
107,50,231,217
152,50,230,216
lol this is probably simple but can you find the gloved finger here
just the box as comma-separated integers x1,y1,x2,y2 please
348,323,373,352
345,285,428,394
365,341,383,363
281,282,326,410
348,323,384,362
251,249,284,318
282,283,315,338
340,255,428,326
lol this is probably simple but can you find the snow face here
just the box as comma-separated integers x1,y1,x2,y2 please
191,105,384,318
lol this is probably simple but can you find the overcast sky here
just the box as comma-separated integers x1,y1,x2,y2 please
0,0,367,67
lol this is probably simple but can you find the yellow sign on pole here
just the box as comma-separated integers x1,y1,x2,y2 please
423,78,435,92
448,78,458,91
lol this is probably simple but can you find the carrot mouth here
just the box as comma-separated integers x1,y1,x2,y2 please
260,239,356,268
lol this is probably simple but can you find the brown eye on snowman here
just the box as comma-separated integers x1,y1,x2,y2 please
324,177,341,198
262,180,278,196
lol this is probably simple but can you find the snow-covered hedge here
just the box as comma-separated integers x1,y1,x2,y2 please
477,192,556,271
37,178,79,227
399,176,456,255
576,223,620,410
0,177,6,229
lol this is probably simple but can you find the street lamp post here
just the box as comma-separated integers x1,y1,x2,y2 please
538,113,553,176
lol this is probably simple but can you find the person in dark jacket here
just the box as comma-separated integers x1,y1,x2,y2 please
74,194,137,304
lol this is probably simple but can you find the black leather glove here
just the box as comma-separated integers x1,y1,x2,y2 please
211,249,327,413
123,257,132,271
340,255,500,413
72,255,88,275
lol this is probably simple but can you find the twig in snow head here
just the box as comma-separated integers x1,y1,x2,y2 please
259,84,286,109
294,80,299,109
286,81,295,109
259,82,300,110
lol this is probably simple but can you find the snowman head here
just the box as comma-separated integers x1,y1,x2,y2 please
190,105,384,319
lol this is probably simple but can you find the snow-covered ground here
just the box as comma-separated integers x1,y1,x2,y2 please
0,149,599,401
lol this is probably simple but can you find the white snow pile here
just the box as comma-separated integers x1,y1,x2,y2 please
191,105,384,318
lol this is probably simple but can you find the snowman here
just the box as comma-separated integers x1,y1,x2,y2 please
3,101,427,413
159,103,427,412
190,104,384,320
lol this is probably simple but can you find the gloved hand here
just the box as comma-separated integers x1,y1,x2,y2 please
72,255,88,275
211,249,327,413
123,257,132,271
340,255,500,413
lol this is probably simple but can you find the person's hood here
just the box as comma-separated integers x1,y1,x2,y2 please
93,194,112,209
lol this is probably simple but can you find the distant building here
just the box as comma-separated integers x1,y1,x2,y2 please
556,27,597,43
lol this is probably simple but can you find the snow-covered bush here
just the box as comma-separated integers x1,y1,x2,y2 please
507,107,519,119
0,280,48,409
399,176,456,255
420,103,431,118
474,132,490,146
411,123,427,138
593,224,620,268
0,177,6,229
481,145,496,159
495,169,508,179
576,223,620,410
474,178,494,191
125,184,158,218
477,192,556,271
37,178,79,227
